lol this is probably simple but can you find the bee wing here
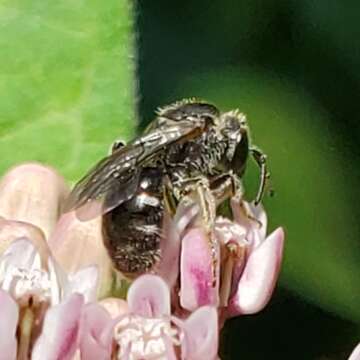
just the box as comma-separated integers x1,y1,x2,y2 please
63,146,143,221
63,118,206,221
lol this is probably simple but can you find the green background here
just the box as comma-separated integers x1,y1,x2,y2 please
0,1,359,358
137,2,360,358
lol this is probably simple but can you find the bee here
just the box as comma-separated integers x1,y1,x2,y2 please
63,99,269,277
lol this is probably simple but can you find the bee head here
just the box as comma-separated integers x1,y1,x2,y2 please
220,110,249,176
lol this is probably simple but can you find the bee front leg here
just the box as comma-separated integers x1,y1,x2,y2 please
250,147,271,205
210,172,262,227
210,171,243,206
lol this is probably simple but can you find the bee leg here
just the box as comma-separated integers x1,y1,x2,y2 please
178,176,217,233
193,178,217,233
174,177,221,287
210,171,242,206
110,139,126,154
210,172,262,227
249,147,271,205
163,175,178,216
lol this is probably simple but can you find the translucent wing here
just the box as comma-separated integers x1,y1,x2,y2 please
63,118,206,221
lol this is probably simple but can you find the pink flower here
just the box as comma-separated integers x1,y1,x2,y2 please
0,163,69,240
0,236,98,305
79,275,219,360
0,230,98,359
0,162,285,359
169,195,285,318
0,163,112,297
48,210,114,299
0,163,101,359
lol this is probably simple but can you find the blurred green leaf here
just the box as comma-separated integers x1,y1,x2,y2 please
0,0,136,182
171,68,360,322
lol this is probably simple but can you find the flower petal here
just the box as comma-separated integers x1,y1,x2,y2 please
99,297,129,318
0,238,43,295
182,306,218,360
0,289,18,360
48,211,112,298
231,198,267,247
156,212,181,288
163,336,178,360
127,274,171,317
79,303,114,360
0,238,41,271
0,218,47,258
173,198,200,236
65,265,99,303
248,203,267,240
228,227,285,316
0,163,69,239
349,343,360,360
32,293,84,360
214,217,248,306
157,200,201,290
180,228,220,311
47,256,67,305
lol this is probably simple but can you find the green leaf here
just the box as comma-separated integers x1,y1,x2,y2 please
0,0,136,182
170,68,360,322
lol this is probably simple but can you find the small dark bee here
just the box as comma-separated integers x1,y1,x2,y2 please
63,99,269,277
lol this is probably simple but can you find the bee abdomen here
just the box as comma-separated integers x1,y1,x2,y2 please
102,191,163,276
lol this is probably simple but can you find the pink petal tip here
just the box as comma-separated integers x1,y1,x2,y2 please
229,227,285,315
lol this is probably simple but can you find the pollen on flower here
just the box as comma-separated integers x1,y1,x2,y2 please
114,315,181,360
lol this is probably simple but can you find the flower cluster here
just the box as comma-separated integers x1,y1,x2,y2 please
0,163,285,359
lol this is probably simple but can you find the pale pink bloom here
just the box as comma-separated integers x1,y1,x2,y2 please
0,163,69,239
0,163,111,297
0,229,98,359
349,343,360,360
48,211,114,299
79,275,219,360
0,164,108,359
0,162,285,359
32,293,85,360
0,236,98,306
173,196,285,317
0,217,49,259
